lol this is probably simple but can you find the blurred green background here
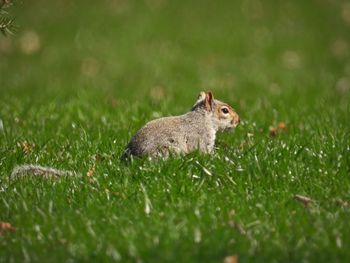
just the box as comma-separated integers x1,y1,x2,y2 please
1,0,349,102
1,0,350,262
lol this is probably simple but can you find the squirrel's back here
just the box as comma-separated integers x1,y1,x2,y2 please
122,113,191,158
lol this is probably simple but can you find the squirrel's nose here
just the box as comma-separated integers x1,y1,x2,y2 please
231,115,240,125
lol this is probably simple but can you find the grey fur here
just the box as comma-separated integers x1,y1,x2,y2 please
122,91,240,159
11,164,76,179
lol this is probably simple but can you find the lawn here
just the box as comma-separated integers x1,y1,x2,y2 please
0,0,350,262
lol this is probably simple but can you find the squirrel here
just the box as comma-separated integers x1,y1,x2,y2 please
10,91,240,178
121,91,240,159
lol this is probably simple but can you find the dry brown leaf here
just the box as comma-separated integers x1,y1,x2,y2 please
294,194,313,207
277,122,287,130
224,255,238,263
269,122,287,137
17,141,34,154
0,221,15,235
269,126,278,137
95,153,105,162
86,164,96,177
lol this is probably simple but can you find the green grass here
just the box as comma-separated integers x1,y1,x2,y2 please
1,0,350,262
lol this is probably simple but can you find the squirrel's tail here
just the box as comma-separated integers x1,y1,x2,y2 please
11,165,77,179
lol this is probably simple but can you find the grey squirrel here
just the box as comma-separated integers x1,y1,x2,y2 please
121,91,240,159
11,91,240,178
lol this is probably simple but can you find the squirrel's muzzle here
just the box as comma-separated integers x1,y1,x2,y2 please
231,114,240,126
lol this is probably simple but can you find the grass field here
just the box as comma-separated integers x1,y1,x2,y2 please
1,0,350,262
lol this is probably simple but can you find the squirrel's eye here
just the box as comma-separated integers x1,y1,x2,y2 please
221,108,229,114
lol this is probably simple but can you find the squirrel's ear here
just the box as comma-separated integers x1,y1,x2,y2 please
197,91,206,101
204,91,214,111
193,91,206,106
192,91,214,111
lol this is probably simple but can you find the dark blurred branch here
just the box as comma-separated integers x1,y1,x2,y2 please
0,0,16,36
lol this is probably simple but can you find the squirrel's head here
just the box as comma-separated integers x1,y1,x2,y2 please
192,91,240,131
